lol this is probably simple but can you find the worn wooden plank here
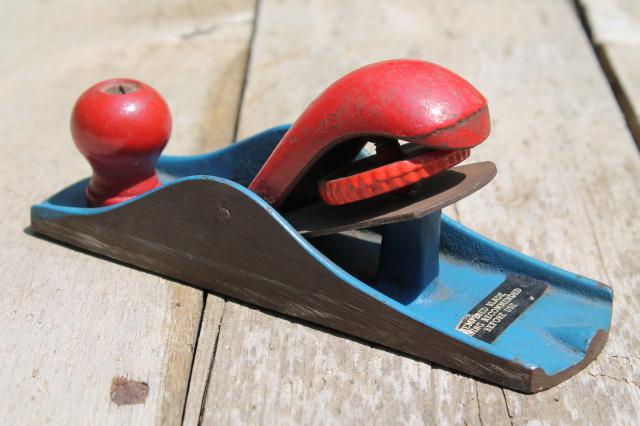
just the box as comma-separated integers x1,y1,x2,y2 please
182,296,226,426
0,1,254,424
580,0,640,145
194,0,640,424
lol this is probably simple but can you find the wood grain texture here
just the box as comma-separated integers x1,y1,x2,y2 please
194,0,640,424
0,0,254,424
581,0,640,145
182,295,226,426
581,0,640,44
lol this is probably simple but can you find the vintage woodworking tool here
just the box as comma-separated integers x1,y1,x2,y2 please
31,60,612,393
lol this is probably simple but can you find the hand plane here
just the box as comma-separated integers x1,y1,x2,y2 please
30,59,612,393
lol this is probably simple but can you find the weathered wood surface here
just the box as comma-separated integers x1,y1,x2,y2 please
581,0,640,145
0,0,254,424
193,0,640,424
4,0,640,424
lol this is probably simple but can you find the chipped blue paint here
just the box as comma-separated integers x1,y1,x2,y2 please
32,125,612,379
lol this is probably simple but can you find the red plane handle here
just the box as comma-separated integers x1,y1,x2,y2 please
249,59,490,207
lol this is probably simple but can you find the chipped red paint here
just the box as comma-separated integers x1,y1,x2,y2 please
249,59,490,207
72,78,171,207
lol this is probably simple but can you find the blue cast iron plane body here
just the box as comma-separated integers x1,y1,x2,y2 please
31,125,613,393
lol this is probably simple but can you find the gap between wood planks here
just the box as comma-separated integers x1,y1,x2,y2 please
231,0,263,144
180,0,263,424
178,1,638,423
574,0,640,151
180,293,219,425
195,300,226,426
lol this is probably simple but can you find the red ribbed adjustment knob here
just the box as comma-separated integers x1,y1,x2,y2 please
319,145,470,206
71,78,172,207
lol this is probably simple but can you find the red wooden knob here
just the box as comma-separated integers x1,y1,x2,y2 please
71,78,172,207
